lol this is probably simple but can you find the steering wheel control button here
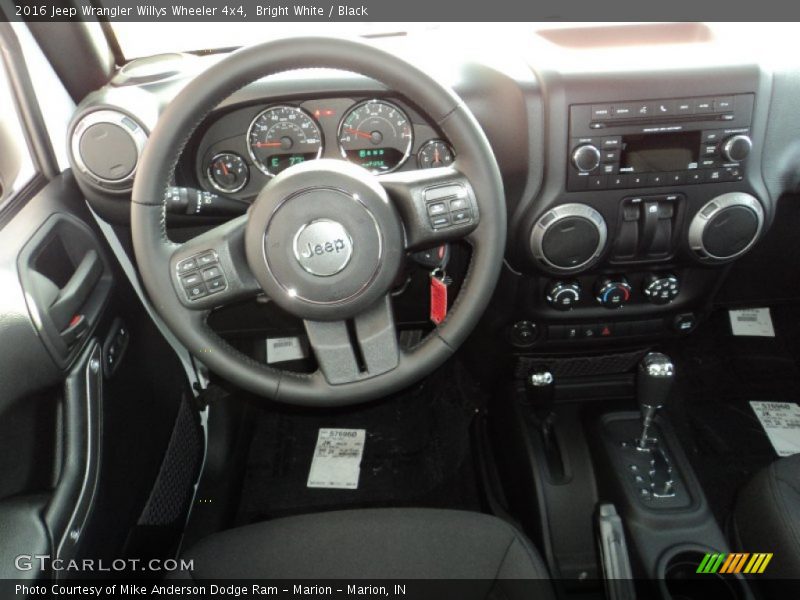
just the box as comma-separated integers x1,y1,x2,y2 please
177,258,197,274
449,197,467,211
451,209,472,224
196,252,218,267
201,266,223,281
644,274,680,305
545,281,582,311
293,219,354,277
175,250,226,301
430,214,451,229
185,283,207,300
422,183,474,231
427,202,447,216
180,272,203,287
206,278,227,294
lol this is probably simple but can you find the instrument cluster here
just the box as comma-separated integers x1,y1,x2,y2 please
191,97,455,198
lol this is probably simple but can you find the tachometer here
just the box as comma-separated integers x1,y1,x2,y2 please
247,106,323,176
338,100,413,173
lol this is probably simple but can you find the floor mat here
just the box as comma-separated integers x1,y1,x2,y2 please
664,305,800,527
235,361,485,524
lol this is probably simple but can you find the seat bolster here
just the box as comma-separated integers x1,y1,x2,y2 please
175,508,553,599
734,455,800,579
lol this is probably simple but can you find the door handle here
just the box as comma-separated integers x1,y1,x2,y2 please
49,249,102,332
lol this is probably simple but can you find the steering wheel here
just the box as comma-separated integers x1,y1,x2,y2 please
131,37,506,406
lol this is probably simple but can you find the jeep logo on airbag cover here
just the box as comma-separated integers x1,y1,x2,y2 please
293,219,354,276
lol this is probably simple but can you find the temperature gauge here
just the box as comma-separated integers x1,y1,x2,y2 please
207,152,249,193
417,139,455,169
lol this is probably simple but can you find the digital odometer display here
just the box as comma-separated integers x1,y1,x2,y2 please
338,100,413,173
619,131,701,173
247,106,323,176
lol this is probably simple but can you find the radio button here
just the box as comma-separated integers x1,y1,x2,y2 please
687,171,704,184
694,98,714,113
588,175,607,189
592,106,612,120
702,130,722,143
667,171,687,185
601,137,622,150
676,99,694,114
612,104,635,118
609,174,628,188
715,96,735,112
634,102,656,117
723,166,744,181
654,100,675,116
602,149,620,162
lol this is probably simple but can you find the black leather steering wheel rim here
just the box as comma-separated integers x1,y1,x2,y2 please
131,36,505,406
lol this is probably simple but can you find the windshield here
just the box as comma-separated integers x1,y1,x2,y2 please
109,22,440,59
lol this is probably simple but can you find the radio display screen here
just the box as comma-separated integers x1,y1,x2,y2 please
620,131,701,173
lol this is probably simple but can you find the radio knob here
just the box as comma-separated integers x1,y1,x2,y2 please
572,144,602,172
595,277,632,309
721,134,752,163
545,281,582,311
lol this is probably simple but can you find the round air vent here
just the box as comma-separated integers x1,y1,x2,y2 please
70,110,148,191
688,192,764,261
530,203,608,272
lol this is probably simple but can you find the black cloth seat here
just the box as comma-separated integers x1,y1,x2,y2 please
734,454,800,578
177,508,553,597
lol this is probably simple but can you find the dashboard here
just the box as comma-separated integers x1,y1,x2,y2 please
183,96,453,200
65,23,800,354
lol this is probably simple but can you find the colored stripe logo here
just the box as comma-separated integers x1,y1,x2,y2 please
696,553,773,574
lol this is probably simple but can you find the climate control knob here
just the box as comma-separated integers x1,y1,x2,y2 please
571,144,602,172
643,274,680,305
721,134,752,163
595,277,631,309
545,281,582,311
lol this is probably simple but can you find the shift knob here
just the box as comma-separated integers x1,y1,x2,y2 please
636,353,674,449
637,352,674,410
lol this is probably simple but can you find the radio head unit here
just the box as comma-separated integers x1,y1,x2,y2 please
567,94,754,192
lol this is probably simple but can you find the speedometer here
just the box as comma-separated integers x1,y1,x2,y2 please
247,106,323,177
338,100,413,173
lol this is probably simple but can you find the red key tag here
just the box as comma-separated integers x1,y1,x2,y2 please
430,269,448,325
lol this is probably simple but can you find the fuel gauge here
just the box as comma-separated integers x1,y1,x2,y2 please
207,152,249,193
417,139,455,169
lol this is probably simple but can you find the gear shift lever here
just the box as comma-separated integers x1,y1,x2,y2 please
636,352,674,450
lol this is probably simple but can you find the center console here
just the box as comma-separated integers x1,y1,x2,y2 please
508,66,771,352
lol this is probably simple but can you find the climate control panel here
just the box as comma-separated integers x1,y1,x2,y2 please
545,273,680,311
